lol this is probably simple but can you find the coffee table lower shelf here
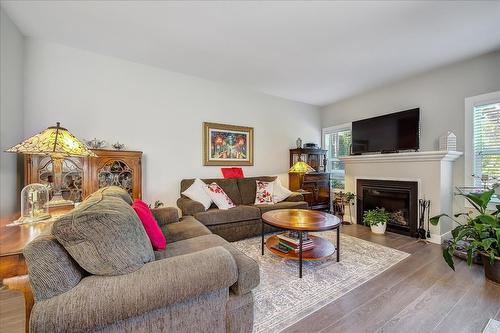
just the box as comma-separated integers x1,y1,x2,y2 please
265,234,336,261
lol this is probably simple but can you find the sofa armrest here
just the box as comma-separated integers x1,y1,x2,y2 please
284,192,304,202
151,207,179,226
177,197,205,216
30,247,237,333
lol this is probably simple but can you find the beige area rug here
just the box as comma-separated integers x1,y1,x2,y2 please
231,231,410,333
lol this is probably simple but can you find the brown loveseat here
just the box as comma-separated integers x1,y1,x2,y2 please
177,176,308,241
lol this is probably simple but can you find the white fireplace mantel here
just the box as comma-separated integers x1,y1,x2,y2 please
339,150,463,163
339,150,463,244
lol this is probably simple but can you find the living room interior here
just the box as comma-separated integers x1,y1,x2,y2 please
0,1,499,333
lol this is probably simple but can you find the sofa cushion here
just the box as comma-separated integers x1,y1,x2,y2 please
194,205,261,226
52,194,154,276
160,215,212,243
87,186,133,205
24,235,86,301
151,207,180,226
181,178,242,205
155,234,260,295
254,200,308,214
237,176,277,205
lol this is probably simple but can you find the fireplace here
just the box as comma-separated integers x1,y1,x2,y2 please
356,179,418,237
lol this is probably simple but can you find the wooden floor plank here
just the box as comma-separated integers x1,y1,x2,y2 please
0,289,24,333
375,260,473,333
319,247,453,333
289,225,500,333
430,271,500,333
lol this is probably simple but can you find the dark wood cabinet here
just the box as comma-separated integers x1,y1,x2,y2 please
24,149,142,203
289,148,330,211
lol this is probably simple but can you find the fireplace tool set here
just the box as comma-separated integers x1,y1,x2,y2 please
417,199,431,242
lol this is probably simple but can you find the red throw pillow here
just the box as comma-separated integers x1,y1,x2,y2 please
221,167,244,179
132,200,166,251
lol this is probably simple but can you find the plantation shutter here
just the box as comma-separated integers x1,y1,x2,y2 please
472,102,500,185
324,127,351,189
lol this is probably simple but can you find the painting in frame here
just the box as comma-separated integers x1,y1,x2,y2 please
203,122,254,166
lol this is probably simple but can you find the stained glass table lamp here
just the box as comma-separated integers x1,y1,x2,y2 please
288,160,315,192
6,122,96,207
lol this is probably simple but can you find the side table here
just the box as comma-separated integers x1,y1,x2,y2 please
0,206,71,333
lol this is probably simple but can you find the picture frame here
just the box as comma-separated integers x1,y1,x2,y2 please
203,122,254,166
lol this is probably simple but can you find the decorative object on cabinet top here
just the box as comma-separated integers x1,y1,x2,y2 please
85,138,107,149
111,142,126,150
296,137,302,149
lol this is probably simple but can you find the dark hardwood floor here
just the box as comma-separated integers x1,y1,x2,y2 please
288,224,500,333
0,224,499,333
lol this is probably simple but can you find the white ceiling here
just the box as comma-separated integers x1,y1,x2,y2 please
2,1,500,106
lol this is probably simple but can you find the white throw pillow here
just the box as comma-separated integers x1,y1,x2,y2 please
181,178,212,210
272,178,293,203
254,180,275,205
204,183,236,210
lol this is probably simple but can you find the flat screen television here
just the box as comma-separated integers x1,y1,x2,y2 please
351,108,420,154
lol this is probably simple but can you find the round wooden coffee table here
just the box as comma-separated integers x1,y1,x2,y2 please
261,209,341,278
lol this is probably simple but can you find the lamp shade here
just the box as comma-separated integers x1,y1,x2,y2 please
6,122,96,158
288,161,315,174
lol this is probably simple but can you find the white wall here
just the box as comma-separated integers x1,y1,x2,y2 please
0,9,24,217
321,50,500,211
24,39,320,206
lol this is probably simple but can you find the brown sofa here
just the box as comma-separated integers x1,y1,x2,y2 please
177,176,308,241
24,187,259,333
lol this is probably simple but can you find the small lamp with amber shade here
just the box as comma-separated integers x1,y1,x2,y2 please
6,122,96,208
288,159,315,192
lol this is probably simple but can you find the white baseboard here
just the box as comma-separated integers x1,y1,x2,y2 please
428,231,451,245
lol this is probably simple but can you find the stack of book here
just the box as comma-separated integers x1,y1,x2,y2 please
275,232,315,253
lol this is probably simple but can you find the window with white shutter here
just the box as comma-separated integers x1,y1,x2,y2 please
472,102,500,186
322,124,352,189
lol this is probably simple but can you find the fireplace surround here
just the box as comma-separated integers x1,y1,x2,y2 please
356,179,418,237
339,151,462,244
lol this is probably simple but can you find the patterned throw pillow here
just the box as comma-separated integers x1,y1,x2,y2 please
205,182,236,210
255,180,274,205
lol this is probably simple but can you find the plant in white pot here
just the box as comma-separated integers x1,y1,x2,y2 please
363,208,391,234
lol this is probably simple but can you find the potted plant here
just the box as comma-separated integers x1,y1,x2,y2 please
430,185,500,284
363,207,391,234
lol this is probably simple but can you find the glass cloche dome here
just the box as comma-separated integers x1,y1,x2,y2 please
17,183,51,224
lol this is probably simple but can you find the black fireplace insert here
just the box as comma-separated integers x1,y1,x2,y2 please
356,179,418,237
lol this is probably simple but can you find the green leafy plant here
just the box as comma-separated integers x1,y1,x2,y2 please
430,185,499,270
148,200,164,209
363,207,391,227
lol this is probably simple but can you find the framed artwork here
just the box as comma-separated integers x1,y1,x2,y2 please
203,122,254,166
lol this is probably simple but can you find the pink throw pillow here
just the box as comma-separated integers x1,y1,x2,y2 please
132,200,166,251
